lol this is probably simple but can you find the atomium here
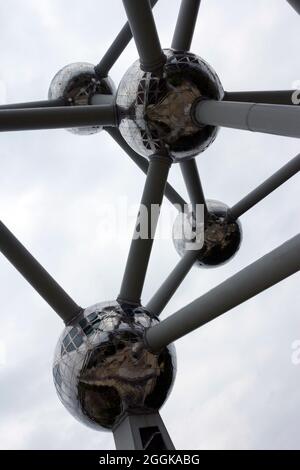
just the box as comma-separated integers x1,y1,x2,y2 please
0,0,299,452
53,301,176,431
172,200,242,268
117,49,224,162
48,62,115,135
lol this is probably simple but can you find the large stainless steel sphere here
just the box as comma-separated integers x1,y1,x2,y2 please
48,62,115,135
53,301,176,431
173,200,242,268
116,49,224,162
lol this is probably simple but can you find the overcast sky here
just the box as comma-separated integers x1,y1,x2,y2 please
0,0,299,450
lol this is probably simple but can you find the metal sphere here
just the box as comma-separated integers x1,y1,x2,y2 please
172,200,242,268
116,49,224,162
53,301,176,431
48,62,115,135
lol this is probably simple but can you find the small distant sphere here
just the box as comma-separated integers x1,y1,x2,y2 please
116,49,224,162
172,200,242,268
53,301,176,431
48,62,115,135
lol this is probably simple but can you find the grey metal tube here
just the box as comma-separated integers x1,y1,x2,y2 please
145,234,300,351
90,94,115,106
230,153,300,219
180,158,208,216
171,0,201,51
146,250,199,316
118,155,172,305
106,127,186,211
224,90,299,106
287,0,300,14
95,0,159,77
122,0,166,73
194,100,300,138
0,98,66,110
0,104,118,132
95,24,132,78
0,221,82,324
113,412,175,450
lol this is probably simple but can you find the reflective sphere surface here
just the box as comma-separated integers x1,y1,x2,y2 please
53,302,176,431
173,200,242,268
116,49,224,162
48,62,115,135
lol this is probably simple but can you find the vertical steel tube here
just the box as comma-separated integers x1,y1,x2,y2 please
194,100,300,138
0,221,82,323
0,98,66,110
118,155,172,305
122,0,166,72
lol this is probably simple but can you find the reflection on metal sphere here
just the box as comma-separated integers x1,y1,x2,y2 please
173,200,242,268
116,49,224,162
53,301,176,431
48,62,115,135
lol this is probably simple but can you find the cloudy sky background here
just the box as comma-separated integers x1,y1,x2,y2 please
0,0,299,450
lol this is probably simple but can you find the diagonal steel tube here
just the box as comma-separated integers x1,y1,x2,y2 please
180,158,208,217
117,154,173,306
0,98,66,110
224,90,300,106
0,221,82,324
122,0,166,73
90,94,115,106
95,0,159,77
230,153,300,219
193,100,300,138
106,127,186,211
0,105,118,132
146,250,199,317
145,234,300,352
113,412,175,450
287,0,300,14
171,0,201,51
